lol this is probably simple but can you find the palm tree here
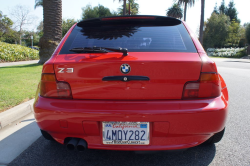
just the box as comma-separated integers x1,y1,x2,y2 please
176,0,195,21
167,3,183,19
34,0,62,64
128,0,139,15
199,0,205,45
118,0,139,15
114,0,126,15
34,0,43,9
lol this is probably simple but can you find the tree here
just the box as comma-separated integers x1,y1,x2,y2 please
212,3,219,14
225,1,239,23
22,30,40,46
176,0,196,21
62,19,76,36
10,5,33,45
38,0,62,64
0,11,14,41
0,11,18,44
199,0,205,45
114,0,126,15
219,0,226,14
246,23,250,54
203,13,230,49
238,26,246,47
166,3,183,19
226,20,241,47
2,30,19,44
81,4,116,20
118,0,139,15
82,5,99,19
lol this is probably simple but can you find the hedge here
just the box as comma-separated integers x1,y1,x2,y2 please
0,42,39,62
207,47,247,58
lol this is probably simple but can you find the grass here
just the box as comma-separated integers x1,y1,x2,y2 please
0,64,43,112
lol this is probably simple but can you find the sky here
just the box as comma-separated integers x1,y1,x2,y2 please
0,0,249,36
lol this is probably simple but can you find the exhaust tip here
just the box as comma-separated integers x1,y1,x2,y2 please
77,139,87,152
66,138,79,150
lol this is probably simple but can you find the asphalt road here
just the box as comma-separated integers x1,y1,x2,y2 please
9,58,250,166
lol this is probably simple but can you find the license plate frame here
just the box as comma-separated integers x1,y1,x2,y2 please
102,122,150,145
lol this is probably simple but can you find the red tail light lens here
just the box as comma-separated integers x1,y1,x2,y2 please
183,73,221,99
40,74,72,99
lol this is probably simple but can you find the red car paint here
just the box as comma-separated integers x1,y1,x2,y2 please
34,16,228,151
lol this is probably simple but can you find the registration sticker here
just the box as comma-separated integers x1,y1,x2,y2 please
102,122,149,145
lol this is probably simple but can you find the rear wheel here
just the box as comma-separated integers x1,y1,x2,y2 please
205,128,225,144
41,130,54,141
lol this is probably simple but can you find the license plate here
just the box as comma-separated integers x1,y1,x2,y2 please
102,122,149,145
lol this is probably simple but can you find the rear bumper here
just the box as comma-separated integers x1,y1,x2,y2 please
33,95,228,151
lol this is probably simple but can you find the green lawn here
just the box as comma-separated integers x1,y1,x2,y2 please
0,64,43,112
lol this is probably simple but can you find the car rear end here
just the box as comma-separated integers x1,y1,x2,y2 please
34,16,228,151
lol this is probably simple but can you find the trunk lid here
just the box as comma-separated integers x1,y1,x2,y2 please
54,52,201,100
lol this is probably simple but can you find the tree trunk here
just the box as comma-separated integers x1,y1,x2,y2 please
38,0,62,64
19,26,22,45
123,0,126,15
247,45,250,55
199,0,205,45
128,0,131,15
19,35,22,45
184,2,187,21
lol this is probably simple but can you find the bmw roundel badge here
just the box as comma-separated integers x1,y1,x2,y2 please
120,64,131,74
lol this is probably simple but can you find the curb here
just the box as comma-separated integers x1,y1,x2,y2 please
0,99,35,129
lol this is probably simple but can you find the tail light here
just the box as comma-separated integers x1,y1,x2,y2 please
183,73,221,99
40,74,72,99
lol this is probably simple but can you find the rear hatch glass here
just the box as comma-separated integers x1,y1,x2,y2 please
60,19,197,54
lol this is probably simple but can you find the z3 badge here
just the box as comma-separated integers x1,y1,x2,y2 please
58,68,74,73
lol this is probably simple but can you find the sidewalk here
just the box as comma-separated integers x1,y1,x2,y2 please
211,57,250,62
0,60,39,67
0,113,41,165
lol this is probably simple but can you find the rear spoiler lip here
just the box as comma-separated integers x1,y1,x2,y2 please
77,15,182,27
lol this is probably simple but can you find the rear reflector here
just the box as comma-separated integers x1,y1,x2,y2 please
40,74,72,99
183,83,199,98
102,17,155,21
183,73,221,99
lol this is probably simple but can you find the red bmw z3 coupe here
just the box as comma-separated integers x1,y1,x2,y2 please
34,16,228,151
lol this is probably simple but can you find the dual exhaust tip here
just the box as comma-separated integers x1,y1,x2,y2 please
66,138,87,152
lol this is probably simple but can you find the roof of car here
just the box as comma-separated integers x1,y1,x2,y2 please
77,15,182,27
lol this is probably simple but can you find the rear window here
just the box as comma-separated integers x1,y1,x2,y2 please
60,23,197,54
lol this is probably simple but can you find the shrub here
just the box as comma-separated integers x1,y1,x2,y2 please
207,47,247,58
235,48,247,57
0,42,39,62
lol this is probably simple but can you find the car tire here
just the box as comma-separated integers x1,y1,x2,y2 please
41,129,54,141
204,128,225,145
